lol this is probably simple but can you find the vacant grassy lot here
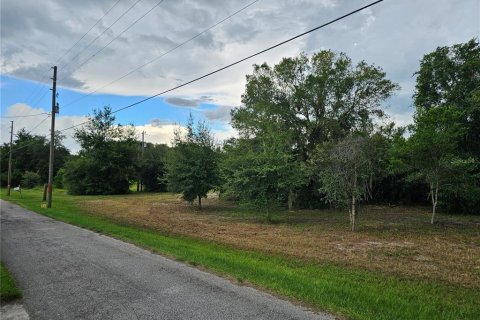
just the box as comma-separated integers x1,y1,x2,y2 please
0,262,22,303
2,189,479,319
81,193,480,289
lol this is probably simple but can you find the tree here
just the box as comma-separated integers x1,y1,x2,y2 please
312,136,379,231
63,106,137,195
222,127,306,221
404,105,476,223
231,50,399,207
166,116,219,209
413,38,480,215
414,38,480,156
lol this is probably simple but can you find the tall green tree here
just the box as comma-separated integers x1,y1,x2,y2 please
230,50,399,207
63,106,137,195
166,116,219,209
403,106,477,223
413,38,480,214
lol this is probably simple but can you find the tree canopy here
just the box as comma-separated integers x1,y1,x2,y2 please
63,106,137,195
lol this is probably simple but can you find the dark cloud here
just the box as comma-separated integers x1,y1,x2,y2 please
10,63,86,89
203,105,234,122
165,95,214,108
150,118,174,127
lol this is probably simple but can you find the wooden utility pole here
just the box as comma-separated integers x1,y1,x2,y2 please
46,66,57,208
140,131,145,192
6,121,13,196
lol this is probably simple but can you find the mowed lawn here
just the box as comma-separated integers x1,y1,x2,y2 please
2,188,479,320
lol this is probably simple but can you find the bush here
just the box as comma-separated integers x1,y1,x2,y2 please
63,156,131,195
54,168,65,189
21,171,41,189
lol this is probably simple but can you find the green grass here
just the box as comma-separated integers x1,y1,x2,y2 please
0,262,22,302
2,188,479,319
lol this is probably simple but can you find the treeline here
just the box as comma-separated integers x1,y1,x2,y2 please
2,39,478,230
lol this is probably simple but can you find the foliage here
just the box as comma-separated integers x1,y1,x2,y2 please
414,38,480,156
230,50,399,208
401,105,477,222
20,170,41,189
54,168,65,189
63,106,137,195
0,129,70,187
222,127,306,220
166,115,220,208
138,143,169,192
412,38,480,214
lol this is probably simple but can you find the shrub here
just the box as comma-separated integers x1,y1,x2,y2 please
21,171,41,189
54,168,65,189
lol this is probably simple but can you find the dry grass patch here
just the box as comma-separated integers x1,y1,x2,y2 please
79,193,480,288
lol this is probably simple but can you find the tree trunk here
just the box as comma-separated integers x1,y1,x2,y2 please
351,194,356,232
350,167,357,232
287,189,293,211
430,181,438,224
42,184,47,201
198,195,202,210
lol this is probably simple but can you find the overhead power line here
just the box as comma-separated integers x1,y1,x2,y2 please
60,0,166,82
62,0,260,109
60,0,143,73
20,0,123,111
1,112,49,118
56,0,123,65
58,0,385,133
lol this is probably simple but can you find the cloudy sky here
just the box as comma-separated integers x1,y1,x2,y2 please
1,0,479,152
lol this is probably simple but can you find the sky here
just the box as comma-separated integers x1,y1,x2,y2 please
1,0,479,153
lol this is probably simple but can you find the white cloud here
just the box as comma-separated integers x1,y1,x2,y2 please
1,103,88,154
134,120,237,147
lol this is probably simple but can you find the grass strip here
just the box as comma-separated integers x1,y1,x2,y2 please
2,189,479,319
0,262,22,303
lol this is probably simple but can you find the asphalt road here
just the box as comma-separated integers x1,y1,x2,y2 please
0,200,334,320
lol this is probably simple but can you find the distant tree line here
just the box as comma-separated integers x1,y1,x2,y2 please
2,39,478,230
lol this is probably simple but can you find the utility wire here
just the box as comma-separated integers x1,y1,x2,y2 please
58,0,385,132
56,0,123,65
21,0,123,110
62,0,260,109
1,112,49,118
60,0,165,82
60,0,143,73
26,115,51,135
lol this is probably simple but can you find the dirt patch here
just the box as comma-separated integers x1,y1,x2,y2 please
80,194,480,288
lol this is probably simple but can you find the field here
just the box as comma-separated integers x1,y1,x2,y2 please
81,193,480,288
2,189,480,319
